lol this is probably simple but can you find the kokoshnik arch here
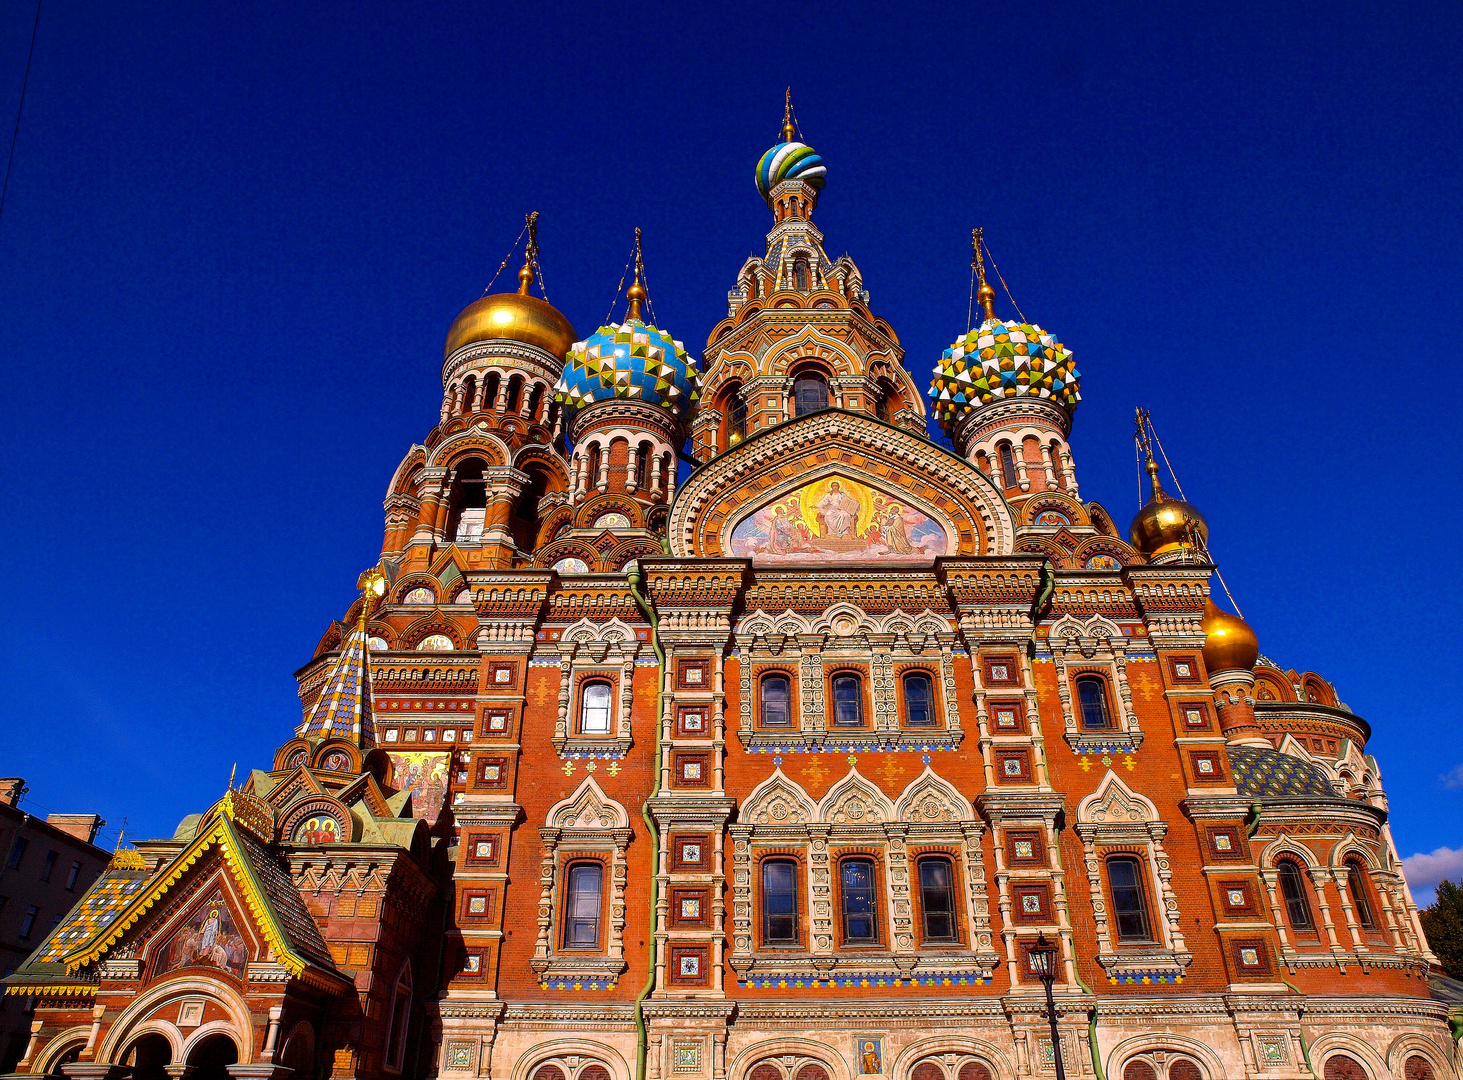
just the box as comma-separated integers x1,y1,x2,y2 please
6,100,1456,1080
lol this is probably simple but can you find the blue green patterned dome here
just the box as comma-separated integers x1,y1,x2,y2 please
928,318,1080,434
755,141,826,202
554,318,699,421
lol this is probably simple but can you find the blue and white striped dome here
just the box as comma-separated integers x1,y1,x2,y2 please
755,141,827,203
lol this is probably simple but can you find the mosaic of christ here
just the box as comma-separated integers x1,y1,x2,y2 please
387,751,450,825
729,475,949,564
157,890,248,977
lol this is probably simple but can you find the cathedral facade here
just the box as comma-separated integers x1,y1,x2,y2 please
6,111,1457,1080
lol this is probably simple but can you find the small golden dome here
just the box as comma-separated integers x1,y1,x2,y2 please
1202,599,1259,674
1128,463,1208,556
444,291,577,360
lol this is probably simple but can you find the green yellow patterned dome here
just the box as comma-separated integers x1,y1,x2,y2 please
928,318,1080,434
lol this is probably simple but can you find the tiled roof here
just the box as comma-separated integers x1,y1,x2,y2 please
1230,746,1336,798
231,825,333,967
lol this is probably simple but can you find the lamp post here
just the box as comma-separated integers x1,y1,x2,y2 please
1029,932,1067,1080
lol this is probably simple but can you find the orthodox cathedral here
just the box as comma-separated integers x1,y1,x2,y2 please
5,104,1456,1080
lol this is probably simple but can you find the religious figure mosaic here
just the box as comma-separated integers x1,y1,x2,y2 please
387,751,450,824
729,475,948,563
157,890,247,977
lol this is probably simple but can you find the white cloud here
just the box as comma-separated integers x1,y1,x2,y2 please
1440,764,1463,790
1402,845,1463,907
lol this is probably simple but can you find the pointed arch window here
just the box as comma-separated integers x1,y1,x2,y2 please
998,442,1019,488
728,394,747,443
793,373,828,416
1278,859,1315,932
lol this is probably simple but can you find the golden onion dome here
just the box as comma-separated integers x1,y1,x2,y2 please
1128,463,1208,556
444,264,577,361
1202,599,1259,674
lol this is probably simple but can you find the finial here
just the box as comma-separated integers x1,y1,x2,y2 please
973,228,996,322
517,211,539,295
358,565,388,628
782,87,796,143
626,227,647,322
227,762,237,791
1134,407,1166,501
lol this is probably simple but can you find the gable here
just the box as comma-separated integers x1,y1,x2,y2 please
669,410,1014,560
149,881,253,979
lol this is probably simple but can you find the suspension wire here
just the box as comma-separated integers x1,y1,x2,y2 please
0,0,42,228
981,238,1026,324
1148,419,1190,502
482,219,530,296
1135,431,1144,511
641,257,659,328
603,244,635,326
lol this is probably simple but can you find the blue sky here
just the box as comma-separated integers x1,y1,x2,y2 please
1,1,1459,898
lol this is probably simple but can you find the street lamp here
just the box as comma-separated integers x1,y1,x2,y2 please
1029,932,1066,1080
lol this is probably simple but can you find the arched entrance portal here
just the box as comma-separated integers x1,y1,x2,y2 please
187,1034,239,1080
123,1034,172,1080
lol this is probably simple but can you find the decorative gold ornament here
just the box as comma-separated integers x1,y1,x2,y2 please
1202,599,1259,674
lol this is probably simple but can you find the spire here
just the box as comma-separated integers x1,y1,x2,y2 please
626,227,647,323
298,566,386,747
1134,407,1167,503
782,87,795,143
517,210,539,295
973,228,996,324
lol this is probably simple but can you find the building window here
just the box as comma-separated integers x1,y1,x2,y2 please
793,374,828,416
793,258,810,291
903,672,934,727
917,856,957,942
831,674,863,727
1278,859,1315,932
760,673,792,728
19,905,38,938
761,859,799,945
1345,858,1377,930
1076,676,1112,730
1106,856,1152,943
840,858,878,944
40,850,57,882
564,862,604,948
998,443,1018,488
7,837,27,869
384,960,412,1073
65,861,81,891
728,393,747,444
579,681,613,735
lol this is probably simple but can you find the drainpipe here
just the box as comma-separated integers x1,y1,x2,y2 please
1281,978,1321,1080
1045,822,1104,1080
626,563,664,1080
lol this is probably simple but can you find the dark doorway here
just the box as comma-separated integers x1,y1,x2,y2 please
124,1033,172,1080
187,1034,239,1080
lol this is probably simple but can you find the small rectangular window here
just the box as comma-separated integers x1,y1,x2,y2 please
6,837,27,870
760,674,792,728
40,850,57,883
831,675,863,727
918,857,957,942
840,859,878,944
19,905,38,939
1107,857,1152,943
579,682,613,735
762,860,799,945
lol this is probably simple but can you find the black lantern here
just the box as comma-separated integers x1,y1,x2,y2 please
1030,933,1066,1080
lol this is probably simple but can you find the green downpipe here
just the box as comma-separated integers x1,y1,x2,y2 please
626,563,664,1080
1282,978,1321,1080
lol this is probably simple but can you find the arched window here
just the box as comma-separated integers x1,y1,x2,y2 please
917,855,957,942
1049,441,1067,490
505,375,523,414
586,442,602,486
762,858,799,944
998,442,1019,488
793,258,810,291
1278,859,1315,932
461,374,477,414
903,671,934,727
447,457,488,543
1076,676,1112,730
1323,1056,1367,1080
1345,858,1377,930
912,1064,943,1080
385,959,412,1073
579,681,613,735
483,371,501,412
1169,1061,1203,1080
759,673,791,728
563,862,604,948
510,465,549,551
1404,1056,1436,1080
840,857,878,943
635,440,652,490
1124,1064,1158,1080
831,673,863,727
1106,855,1152,942
793,373,828,416
721,382,748,446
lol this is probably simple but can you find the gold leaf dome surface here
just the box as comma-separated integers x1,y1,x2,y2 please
1129,488,1208,556
444,292,577,360
1202,599,1259,674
